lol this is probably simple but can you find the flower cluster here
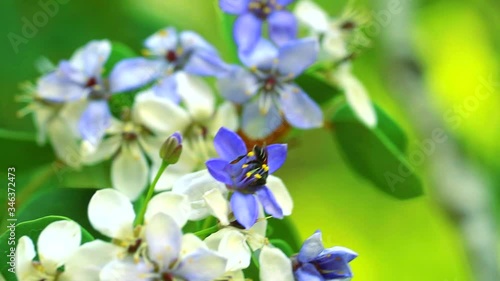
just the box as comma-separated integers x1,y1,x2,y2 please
11,1,367,280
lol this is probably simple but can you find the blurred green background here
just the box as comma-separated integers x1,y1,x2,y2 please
1,0,499,280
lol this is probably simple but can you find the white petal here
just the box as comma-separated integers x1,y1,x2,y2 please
60,240,123,281
180,233,207,258
246,209,268,250
145,213,182,269
59,99,88,137
266,176,293,216
176,72,215,121
88,189,135,240
100,259,153,281
37,220,81,273
322,29,348,60
145,192,191,227
218,231,251,271
294,0,330,33
203,188,230,226
172,170,228,220
82,135,121,165
47,117,82,169
16,236,36,280
133,90,191,135
111,142,149,201
31,104,53,145
207,101,239,135
259,246,294,281
335,65,377,128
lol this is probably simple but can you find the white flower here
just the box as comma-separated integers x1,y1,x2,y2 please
81,90,190,200
259,246,294,281
333,64,377,128
151,73,239,191
99,213,227,281
87,188,191,260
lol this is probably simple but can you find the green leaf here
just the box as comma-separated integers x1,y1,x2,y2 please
17,188,103,240
331,103,424,199
0,216,94,281
103,41,138,77
266,218,302,253
269,239,295,257
60,161,112,189
295,73,342,105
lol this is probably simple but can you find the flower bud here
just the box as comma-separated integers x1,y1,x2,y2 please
159,132,183,164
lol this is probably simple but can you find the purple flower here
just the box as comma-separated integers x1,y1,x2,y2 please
205,127,288,229
218,38,323,139
293,231,358,280
109,27,229,102
219,0,297,52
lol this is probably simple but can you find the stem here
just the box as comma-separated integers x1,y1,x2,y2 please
134,161,168,226
0,128,36,142
193,224,219,238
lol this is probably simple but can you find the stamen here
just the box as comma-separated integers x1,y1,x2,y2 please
262,164,269,171
242,164,249,168
247,151,255,157
254,174,262,179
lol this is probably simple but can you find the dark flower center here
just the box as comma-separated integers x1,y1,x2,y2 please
127,238,142,253
230,145,269,192
263,76,278,91
162,273,174,281
85,77,98,88
249,0,276,20
165,50,178,62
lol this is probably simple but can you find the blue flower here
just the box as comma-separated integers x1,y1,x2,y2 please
206,127,288,229
218,38,323,139
109,27,229,102
293,231,358,280
219,0,298,52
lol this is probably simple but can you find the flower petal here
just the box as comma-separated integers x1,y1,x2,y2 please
218,231,251,271
208,102,239,134
276,0,294,5
206,159,232,185
184,49,229,77
82,135,121,165
109,58,162,93
219,0,250,14
146,213,182,269
145,192,191,227
37,220,81,273
175,249,227,281
179,31,217,54
133,90,190,135
47,117,82,169
295,263,325,281
298,231,324,263
111,142,149,201
234,12,262,53
278,38,318,77
266,175,293,216
279,84,323,129
70,40,111,77
152,75,180,103
100,259,152,281
60,240,123,281
203,188,230,226
238,39,278,70
15,236,36,281
37,72,87,102
78,100,111,145
266,144,287,173
213,127,247,161
256,186,283,219
88,189,135,240
268,11,298,47
172,170,228,220
145,27,178,56
293,0,330,32
259,246,294,281
231,192,259,229
242,99,283,140
180,233,207,258
217,66,258,104
175,73,215,121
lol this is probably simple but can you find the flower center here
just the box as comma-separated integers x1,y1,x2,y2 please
165,50,178,63
230,145,269,192
122,122,140,141
263,76,278,92
85,77,98,88
161,273,174,281
127,238,142,253
248,0,275,20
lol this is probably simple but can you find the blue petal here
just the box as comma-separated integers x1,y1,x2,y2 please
295,263,325,281
180,31,217,54
277,37,318,78
276,0,295,5
279,84,323,129
206,159,233,185
144,27,178,56
298,231,324,263
109,58,162,93
256,186,283,218
78,100,111,145
78,40,111,78
37,72,87,102
242,99,283,140
268,10,298,47
219,0,250,14
233,12,262,53
152,75,181,103
58,61,88,84
238,38,279,70
175,248,227,281
314,249,354,279
217,66,258,104
230,192,259,229
266,144,287,173
184,49,230,77
213,127,247,161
